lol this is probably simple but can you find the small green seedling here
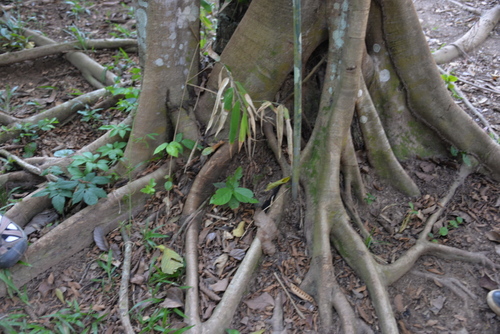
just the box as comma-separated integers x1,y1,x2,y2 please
99,123,132,139
364,193,376,205
440,73,460,99
78,106,102,122
154,133,199,158
450,146,472,166
210,167,259,209
140,178,157,195
96,142,126,164
428,216,464,242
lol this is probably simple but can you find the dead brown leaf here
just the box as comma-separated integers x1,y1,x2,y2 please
243,292,275,310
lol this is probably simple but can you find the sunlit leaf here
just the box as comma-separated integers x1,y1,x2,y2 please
265,176,290,191
157,246,184,275
232,221,245,238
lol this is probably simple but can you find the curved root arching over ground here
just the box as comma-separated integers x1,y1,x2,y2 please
1,0,500,333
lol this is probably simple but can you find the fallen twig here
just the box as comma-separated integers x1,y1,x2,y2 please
119,226,135,334
273,271,305,319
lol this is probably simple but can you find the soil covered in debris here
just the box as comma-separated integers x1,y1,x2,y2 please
0,0,499,333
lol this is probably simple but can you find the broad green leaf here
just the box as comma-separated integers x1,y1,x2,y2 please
229,100,241,144
167,141,183,157
92,176,111,185
439,226,449,236
83,190,99,206
238,112,248,150
54,149,74,157
154,142,169,155
233,187,258,203
228,197,240,209
52,195,66,214
202,146,215,156
181,138,196,150
235,81,248,97
233,166,243,180
164,180,173,191
223,87,234,112
210,187,233,205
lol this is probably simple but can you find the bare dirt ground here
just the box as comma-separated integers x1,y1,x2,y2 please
0,0,499,333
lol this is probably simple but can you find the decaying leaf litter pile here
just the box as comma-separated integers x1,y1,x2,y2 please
0,0,499,333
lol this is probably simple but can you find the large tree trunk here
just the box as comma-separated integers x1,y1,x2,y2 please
119,0,199,176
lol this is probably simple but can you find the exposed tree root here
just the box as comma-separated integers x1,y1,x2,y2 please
433,5,500,64
5,17,119,88
356,77,420,197
446,0,482,15
0,88,107,143
0,39,137,65
0,164,171,297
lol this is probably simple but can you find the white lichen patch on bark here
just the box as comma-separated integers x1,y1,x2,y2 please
379,69,391,82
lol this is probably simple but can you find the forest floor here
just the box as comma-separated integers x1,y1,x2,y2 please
0,0,499,333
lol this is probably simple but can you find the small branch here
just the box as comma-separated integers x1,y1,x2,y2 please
119,227,135,334
273,272,305,319
0,149,58,182
433,5,500,64
0,39,137,66
0,88,107,145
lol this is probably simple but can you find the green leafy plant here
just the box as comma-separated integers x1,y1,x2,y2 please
0,299,106,333
64,25,88,49
68,152,110,176
141,222,170,251
207,70,257,152
108,23,136,39
96,142,126,164
0,19,33,52
65,0,92,18
0,85,19,113
0,269,30,305
140,178,157,195
33,173,109,214
105,85,140,113
210,167,259,209
428,216,464,242
1,118,59,143
408,202,418,215
23,142,37,158
440,73,460,99
450,146,472,166
363,193,376,205
99,123,132,139
78,106,103,123
154,133,199,158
